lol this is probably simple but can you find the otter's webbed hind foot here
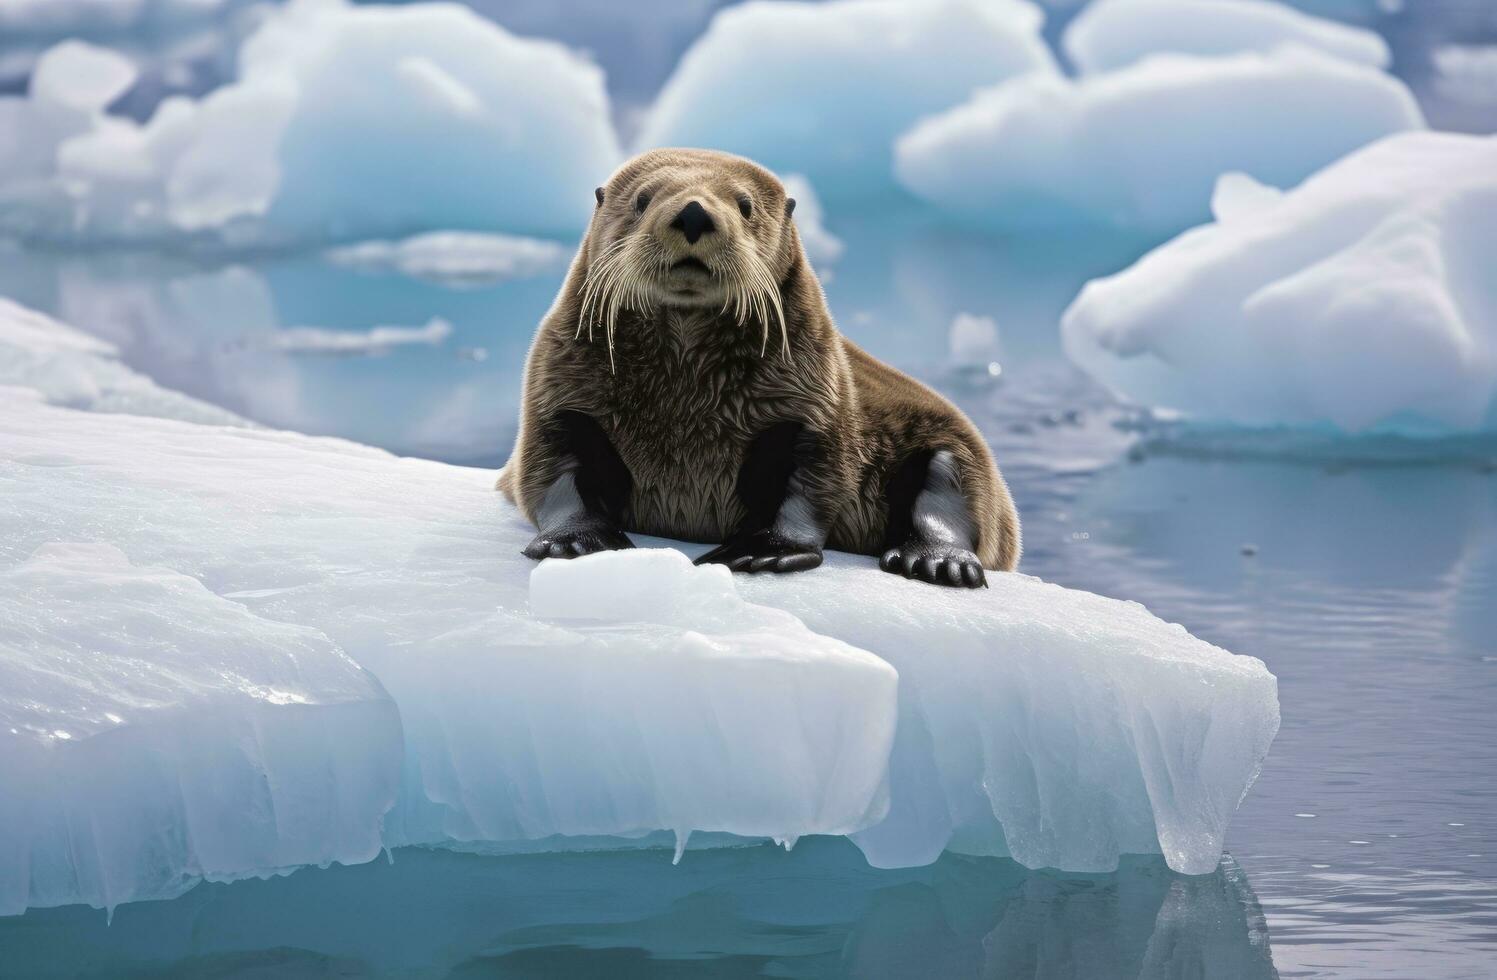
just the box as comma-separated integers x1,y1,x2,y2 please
696,420,828,576
880,448,988,589
696,530,822,573
522,410,635,562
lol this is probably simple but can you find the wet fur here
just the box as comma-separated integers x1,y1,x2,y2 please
499,148,1020,573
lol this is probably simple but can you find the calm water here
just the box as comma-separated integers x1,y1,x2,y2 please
0,208,1494,978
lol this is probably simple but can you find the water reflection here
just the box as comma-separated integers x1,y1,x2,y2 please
0,839,1277,979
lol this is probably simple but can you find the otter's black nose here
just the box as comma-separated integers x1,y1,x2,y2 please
670,200,715,244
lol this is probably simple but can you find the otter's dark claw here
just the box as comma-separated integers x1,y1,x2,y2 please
696,530,823,575
879,541,987,588
523,522,634,561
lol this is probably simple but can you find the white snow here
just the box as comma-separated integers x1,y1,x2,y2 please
260,318,453,356
323,232,569,287
0,300,1279,912
636,0,1057,199
0,296,246,425
895,46,1423,236
1063,0,1391,75
0,0,621,246
1061,132,1497,433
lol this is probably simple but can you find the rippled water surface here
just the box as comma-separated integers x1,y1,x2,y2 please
1,213,1494,978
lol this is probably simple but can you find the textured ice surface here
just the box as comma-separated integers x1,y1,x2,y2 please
0,302,1279,911
896,47,1422,236
0,541,402,917
1063,0,1390,74
0,0,620,246
637,0,1056,198
1062,132,1497,433
0,297,246,425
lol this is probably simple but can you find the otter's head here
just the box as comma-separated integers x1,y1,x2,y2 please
578,148,802,364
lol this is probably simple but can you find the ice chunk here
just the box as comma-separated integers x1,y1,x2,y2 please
948,312,1002,366
0,0,621,246
259,318,453,356
1063,0,1391,75
637,0,1057,199
905,45,1416,228
896,46,1423,236
0,297,247,425
0,542,401,916
29,40,138,112
323,232,568,287
1061,132,1497,432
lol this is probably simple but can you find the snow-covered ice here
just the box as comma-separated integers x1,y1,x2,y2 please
896,46,1423,235
637,0,1057,199
0,0,620,247
782,174,844,268
0,300,1279,912
1062,132,1497,433
0,297,245,425
1063,0,1390,74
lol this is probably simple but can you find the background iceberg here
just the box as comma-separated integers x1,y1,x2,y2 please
1061,132,1497,432
1063,0,1391,74
895,46,1424,236
0,0,622,247
637,0,1058,199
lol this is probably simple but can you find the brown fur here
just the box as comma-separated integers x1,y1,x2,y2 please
499,148,1020,571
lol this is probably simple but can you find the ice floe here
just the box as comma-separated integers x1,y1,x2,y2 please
323,232,569,287
896,46,1423,236
1062,132,1497,432
0,299,1280,913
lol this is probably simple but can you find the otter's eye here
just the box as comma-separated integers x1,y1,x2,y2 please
786,198,797,217
594,187,604,207
738,195,753,219
636,192,651,213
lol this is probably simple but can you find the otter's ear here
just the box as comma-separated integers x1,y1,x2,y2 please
594,187,605,207
785,198,797,217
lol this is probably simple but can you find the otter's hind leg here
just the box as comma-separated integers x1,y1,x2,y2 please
695,421,824,574
521,411,635,560
879,449,987,588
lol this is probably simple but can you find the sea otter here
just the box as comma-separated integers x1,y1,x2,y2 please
499,148,1019,587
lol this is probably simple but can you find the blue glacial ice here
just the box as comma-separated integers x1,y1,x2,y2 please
0,299,1280,915
1062,132,1497,433
637,0,1058,199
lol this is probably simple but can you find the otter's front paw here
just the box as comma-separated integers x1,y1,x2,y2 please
880,542,987,588
695,530,823,574
523,522,634,560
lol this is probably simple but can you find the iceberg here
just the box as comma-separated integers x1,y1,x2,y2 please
1063,0,1391,75
0,0,621,247
637,0,1057,199
895,46,1423,236
0,300,1279,913
1061,132,1497,433
322,231,569,287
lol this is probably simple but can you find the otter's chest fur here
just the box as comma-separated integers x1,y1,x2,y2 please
593,315,812,543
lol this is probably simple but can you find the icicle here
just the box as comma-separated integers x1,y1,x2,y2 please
672,828,691,865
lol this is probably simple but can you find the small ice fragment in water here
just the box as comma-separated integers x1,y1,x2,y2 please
1295,813,1316,818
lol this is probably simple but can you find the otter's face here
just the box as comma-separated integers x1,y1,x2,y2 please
579,149,800,357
